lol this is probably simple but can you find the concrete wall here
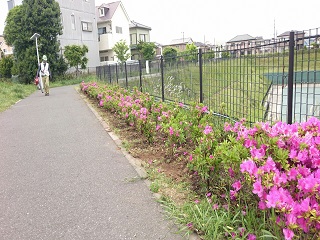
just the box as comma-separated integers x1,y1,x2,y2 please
56,0,100,71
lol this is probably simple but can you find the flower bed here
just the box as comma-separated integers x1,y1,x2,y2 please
80,81,320,240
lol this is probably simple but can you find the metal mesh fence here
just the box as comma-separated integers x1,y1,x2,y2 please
96,28,320,124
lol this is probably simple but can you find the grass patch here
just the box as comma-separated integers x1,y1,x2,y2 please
0,81,36,112
0,75,100,113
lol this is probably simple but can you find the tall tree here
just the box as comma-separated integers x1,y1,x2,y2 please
64,45,89,76
136,41,157,60
4,0,65,83
112,40,131,63
183,43,198,61
163,47,178,65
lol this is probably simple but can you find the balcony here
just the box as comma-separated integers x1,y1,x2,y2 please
99,33,114,51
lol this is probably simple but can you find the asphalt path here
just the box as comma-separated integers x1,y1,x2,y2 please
0,86,186,240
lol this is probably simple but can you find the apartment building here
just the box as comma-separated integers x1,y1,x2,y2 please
57,0,100,70
6,0,100,71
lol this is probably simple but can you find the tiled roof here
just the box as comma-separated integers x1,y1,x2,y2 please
169,37,193,45
96,1,121,22
277,30,304,37
129,21,151,30
227,34,255,43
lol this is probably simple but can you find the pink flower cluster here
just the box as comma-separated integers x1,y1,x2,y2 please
226,117,320,239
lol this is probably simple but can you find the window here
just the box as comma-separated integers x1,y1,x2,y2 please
139,34,146,42
71,14,75,30
60,12,64,29
116,26,122,34
82,21,93,32
98,27,106,35
100,56,109,62
99,8,105,17
130,33,136,45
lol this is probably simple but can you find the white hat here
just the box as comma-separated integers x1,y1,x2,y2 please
42,55,47,61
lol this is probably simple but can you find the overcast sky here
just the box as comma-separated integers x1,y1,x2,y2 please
1,0,319,45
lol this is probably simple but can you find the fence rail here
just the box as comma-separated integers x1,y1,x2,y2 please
96,28,320,124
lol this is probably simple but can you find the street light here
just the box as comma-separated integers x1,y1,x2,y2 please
30,33,43,92
30,33,40,64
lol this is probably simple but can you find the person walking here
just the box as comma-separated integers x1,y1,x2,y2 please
37,55,51,96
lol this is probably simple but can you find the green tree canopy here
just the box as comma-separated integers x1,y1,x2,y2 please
0,55,14,78
4,0,65,83
64,45,88,76
136,41,157,60
163,47,178,64
112,40,131,63
183,43,198,61
203,49,215,60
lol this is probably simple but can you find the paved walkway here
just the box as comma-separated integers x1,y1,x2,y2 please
0,86,186,240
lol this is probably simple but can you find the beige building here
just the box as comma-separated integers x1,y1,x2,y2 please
129,20,152,60
0,35,13,59
163,37,193,52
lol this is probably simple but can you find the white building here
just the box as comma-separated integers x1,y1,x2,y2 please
6,0,100,71
97,1,131,63
57,0,100,71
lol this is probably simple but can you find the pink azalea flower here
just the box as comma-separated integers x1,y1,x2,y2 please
299,197,310,212
140,107,147,115
230,190,237,200
297,217,309,233
262,156,276,172
247,234,256,240
273,171,288,186
252,179,264,197
169,127,174,135
266,187,280,208
212,203,219,210
224,122,232,131
298,175,317,192
244,139,256,148
203,125,213,135
250,145,267,159
286,213,297,225
283,228,294,240
201,106,208,113
232,180,242,192
238,227,245,236
287,168,298,181
297,149,309,163
228,167,235,178
187,222,193,229
240,160,258,177
258,200,267,210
